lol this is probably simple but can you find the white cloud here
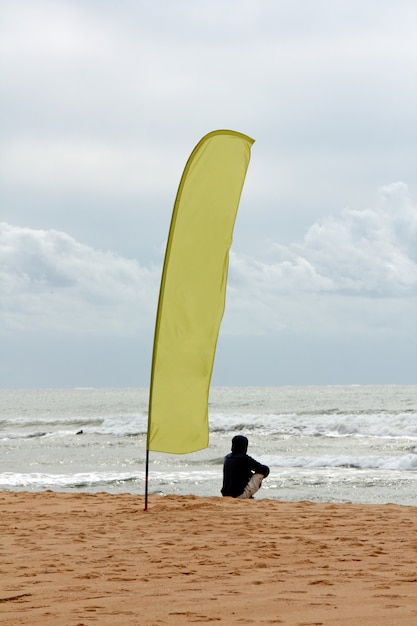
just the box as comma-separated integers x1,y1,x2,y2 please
299,182,417,294
224,182,417,333
0,222,159,335
1,183,415,341
235,182,416,294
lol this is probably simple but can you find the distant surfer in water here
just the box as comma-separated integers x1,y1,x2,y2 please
221,435,270,498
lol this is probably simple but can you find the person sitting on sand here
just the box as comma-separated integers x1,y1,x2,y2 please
221,435,270,498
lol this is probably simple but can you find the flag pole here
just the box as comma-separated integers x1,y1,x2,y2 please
144,131,254,508
144,448,150,511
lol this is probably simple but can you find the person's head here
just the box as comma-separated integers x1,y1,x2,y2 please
231,435,248,454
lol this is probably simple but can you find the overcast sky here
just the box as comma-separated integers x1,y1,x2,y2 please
1,0,416,389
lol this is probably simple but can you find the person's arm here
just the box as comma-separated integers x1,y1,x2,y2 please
248,456,270,477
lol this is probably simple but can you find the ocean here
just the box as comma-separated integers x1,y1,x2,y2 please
0,386,416,506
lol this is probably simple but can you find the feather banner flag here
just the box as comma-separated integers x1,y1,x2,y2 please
146,129,254,454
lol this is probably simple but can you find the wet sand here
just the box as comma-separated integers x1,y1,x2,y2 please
1,491,416,625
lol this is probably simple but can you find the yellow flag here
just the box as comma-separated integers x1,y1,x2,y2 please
147,130,254,454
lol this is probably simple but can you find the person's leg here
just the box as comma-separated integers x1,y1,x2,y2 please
237,473,264,499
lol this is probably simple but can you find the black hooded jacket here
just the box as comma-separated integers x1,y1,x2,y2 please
221,435,270,498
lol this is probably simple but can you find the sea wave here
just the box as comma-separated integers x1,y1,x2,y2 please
263,453,417,472
2,411,417,440
0,471,142,489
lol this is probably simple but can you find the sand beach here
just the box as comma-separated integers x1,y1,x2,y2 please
1,491,416,625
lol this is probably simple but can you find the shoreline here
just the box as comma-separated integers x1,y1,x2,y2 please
1,491,416,625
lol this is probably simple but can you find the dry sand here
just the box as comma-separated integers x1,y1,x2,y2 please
1,491,416,625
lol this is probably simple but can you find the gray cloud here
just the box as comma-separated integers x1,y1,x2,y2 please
2,182,415,342
1,0,416,386
1,1,415,202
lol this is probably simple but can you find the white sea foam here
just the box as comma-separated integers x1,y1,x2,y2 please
6,411,415,439
262,453,417,472
0,471,141,489
1,386,416,504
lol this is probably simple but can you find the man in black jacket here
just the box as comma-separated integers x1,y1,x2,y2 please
221,435,270,498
